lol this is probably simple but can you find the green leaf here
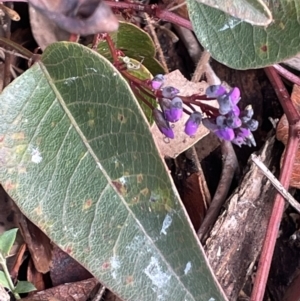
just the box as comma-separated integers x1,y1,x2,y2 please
96,21,164,75
0,271,10,290
0,42,226,301
194,0,272,26
119,57,156,123
188,0,300,69
14,281,36,294
0,228,18,257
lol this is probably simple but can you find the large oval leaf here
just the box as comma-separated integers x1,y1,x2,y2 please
194,0,272,26
0,43,226,301
187,0,300,69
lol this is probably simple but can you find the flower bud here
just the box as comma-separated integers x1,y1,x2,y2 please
152,108,174,139
245,119,259,131
217,94,232,115
215,127,235,141
164,97,183,122
161,86,180,98
226,115,242,129
242,105,254,119
184,112,202,136
206,85,226,98
151,74,165,90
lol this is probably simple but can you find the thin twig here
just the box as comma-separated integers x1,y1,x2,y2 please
191,50,211,82
198,140,239,242
143,13,169,74
251,154,300,213
250,66,300,301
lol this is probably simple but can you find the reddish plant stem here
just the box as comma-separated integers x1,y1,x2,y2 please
265,66,300,124
251,67,300,301
131,84,155,110
273,64,300,87
105,1,193,30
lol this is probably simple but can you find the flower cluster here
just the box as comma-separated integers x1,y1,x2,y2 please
202,85,258,147
151,74,203,139
150,75,258,147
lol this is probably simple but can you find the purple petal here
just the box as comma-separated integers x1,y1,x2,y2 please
231,105,241,116
232,136,245,147
184,112,202,136
165,97,183,122
162,86,180,98
245,119,259,131
226,116,242,128
152,108,174,139
151,74,164,90
206,85,226,98
215,127,235,141
202,118,218,131
217,94,232,115
165,108,183,123
238,127,251,138
228,87,240,105
216,115,226,127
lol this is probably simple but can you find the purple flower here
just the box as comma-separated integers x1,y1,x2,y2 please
152,108,174,139
151,74,164,90
226,115,242,129
231,105,240,116
228,87,240,105
217,94,232,115
164,97,183,123
162,86,180,98
232,127,256,147
184,112,202,136
215,127,235,141
245,119,259,131
206,85,226,98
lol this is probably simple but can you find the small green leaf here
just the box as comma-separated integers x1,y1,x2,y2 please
0,271,10,290
14,281,36,294
188,0,300,69
194,0,272,26
96,21,164,75
0,229,18,257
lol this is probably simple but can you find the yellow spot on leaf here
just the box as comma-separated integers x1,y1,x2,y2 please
83,199,93,210
88,119,95,127
12,132,25,140
34,205,43,216
137,174,143,183
3,180,17,191
140,187,149,196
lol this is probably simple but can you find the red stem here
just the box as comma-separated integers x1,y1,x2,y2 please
251,67,300,301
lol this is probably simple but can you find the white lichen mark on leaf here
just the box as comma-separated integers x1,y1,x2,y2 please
160,214,172,235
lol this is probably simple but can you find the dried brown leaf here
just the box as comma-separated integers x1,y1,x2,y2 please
29,0,118,49
21,278,98,301
276,84,300,188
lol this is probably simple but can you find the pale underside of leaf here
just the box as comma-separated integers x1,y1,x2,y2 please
0,43,226,301
194,0,272,26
